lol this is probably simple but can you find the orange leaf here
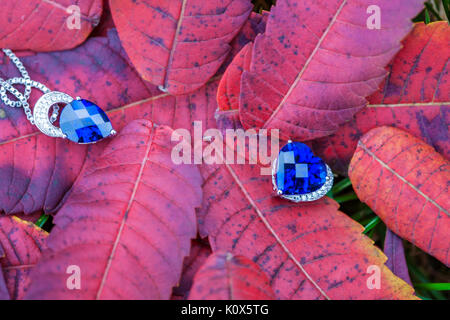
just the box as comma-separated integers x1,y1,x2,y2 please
349,126,449,266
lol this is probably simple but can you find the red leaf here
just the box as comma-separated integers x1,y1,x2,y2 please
0,0,103,52
313,22,450,174
110,0,253,95
108,78,221,137
0,30,159,215
25,120,202,299
0,268,8,300
200,161,417,299
349,126,450,266
173,239,212,298
188,252,275,300
217,42,253,111
218,11,268,74
237,0,424,141
0,245,8,300
0,216,48,300
91,0,116,37
217,11,268,111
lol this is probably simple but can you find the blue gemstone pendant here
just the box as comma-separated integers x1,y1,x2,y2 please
59,98,114,144
272,141,333,202
33,92,115,144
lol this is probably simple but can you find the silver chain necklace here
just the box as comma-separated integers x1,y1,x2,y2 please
0,49,115,144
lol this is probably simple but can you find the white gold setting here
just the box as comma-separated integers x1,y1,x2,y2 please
33,91,73,138
271,157,334,202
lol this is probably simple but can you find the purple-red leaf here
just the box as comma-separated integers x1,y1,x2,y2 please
384,229,412,286
0,0,103,52
0,216,48,300
0,246,8,300
173,240,212,299
110,0,253,95
218,43,253,111
25,120,202,299
238,0,424,141
0,30,159,215
313,22,450,174
218,11,268,74
349,126,449,266
188,252,275,300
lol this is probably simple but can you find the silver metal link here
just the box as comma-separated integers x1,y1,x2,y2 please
1,49,55,125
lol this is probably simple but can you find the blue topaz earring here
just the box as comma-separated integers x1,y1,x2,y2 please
272,141,334,202
0,49,115,144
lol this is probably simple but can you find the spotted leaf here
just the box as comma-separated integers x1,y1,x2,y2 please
110,0,253,95
238,0,424,141
349,126,449,266
0,216,48,300
313,22,450,174
25,120,202,299
0,30,159,215
199,159,417,299
188,252,275,300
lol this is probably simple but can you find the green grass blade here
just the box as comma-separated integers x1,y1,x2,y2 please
414,283,450,291
35,214,49,228
443,0,450,22
408,262,446,300
425,8,431,23
363,216,381,234
330,178,352,196
425,2,443,19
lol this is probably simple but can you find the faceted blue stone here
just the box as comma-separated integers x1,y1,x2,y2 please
276,142,327,195
60,99,113,144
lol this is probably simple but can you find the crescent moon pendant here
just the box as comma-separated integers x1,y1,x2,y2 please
33,91,73,138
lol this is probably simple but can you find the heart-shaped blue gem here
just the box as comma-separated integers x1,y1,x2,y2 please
276,142,327,195
60,99,113,144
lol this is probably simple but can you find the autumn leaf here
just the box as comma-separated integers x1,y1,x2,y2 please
349,126,449,267
218,11,268,75
218,42,253,112
172,240,212,299
199,160,417,299
0,265,7,300
216,10,269,111
0,216,48,300
0,30,160,215
0,74,219,216
0,0,103,52
312,22,449,174
110,0,253,95
91,0,116,37
188,252,275,300
384,229,412,286
25,120,202,299
231,0,424,141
